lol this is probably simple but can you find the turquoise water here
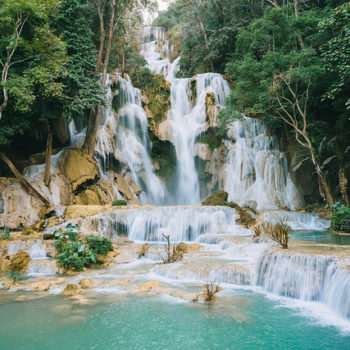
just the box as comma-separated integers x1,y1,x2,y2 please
291,230,350,245
0,290,349,350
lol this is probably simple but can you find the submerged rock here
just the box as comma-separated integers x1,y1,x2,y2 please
78,279,93,289
138,280,162,293
61,284,82,296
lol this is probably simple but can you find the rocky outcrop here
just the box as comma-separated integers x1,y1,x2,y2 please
115,174,134,200
194,143,211,161
7,252,31,274
205,92,221,128
61,284,82,296
131,71,171,136
79,279,93,289
201,190,228,206
58,148,99,192
64,205,111,221
0,178,43,229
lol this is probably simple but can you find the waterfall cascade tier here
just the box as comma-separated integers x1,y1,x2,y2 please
255,250,350,320
139,26,303,208
95,73,165,205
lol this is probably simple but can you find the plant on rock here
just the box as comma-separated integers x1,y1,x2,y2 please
0,230,10,239
329,203,350,233
86,235,113,256
264,218,291,249
202,282,222,302
54,224,113,272
6,271,24,283
112,200,128,206
160,233,183,264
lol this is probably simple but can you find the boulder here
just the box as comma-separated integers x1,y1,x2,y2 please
32,282,51,291
78,279,93,289
125,177,142,196
58,149,99,191
242,200,258,211
114,174,134,200
201,191,228,206
61,284,82,296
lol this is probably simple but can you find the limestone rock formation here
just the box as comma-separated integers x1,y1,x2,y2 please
61,284,82,296
78,279,93,289
202,191,229,206
58,148,99,192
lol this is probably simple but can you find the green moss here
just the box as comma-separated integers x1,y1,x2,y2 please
227,202,256,228
150,133,176,183
130,68,171,134
201,192,256,228
112,200,128,206
201,191,228,206
196,128,221,151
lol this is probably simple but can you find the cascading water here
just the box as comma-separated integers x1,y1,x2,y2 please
221,117,303,209
95,73,166,204
141,26,231,204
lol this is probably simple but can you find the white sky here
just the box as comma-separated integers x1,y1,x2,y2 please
144,0,173,24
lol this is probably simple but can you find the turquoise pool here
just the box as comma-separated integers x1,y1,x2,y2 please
0,290,349,350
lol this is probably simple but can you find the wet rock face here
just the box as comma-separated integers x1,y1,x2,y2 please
7,252,31,274
58,148,99,192
0,178,43,229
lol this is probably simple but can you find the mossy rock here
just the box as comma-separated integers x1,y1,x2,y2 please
8,252,31,274
227,202,256,228
130,69,170,134
201,191,228,206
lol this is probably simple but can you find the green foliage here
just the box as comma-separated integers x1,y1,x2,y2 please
319,3,350,110
329,202,350,232
112,200,127,206
86,235,113,256
53,224,113,271
6,271,24,282
0,230,10,239
53,0,105,118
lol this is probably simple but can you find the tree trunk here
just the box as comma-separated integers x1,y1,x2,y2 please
102,0,116,85
0,152,50,207
308,146,334,205
338,162,349,206
82,106,100,156
199,20,215,72
44,125,52,187
95,0,106,75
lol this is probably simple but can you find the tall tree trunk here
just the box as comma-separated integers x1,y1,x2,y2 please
95,0,106,74
0,152,50,207
309,148,334,205
44,124,53,187
199,20,215,72
83,106,100,156
338,162,349,206
102,0,116,85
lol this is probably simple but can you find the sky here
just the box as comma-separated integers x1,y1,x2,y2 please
144,0,172,24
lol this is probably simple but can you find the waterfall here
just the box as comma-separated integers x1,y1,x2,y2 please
255,250,350,320
95,73,166,205
221,117,303,210
261,210,330,230
141,26,230,204
48,206,250,242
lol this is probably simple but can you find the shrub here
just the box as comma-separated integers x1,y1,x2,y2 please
6,271,24,282
54,225,113,272
112,200,128,206
160,233,183,264
202,282,222,302
0,230,10,239
264,218,291,249
86,235,113,256
329,202,350,233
